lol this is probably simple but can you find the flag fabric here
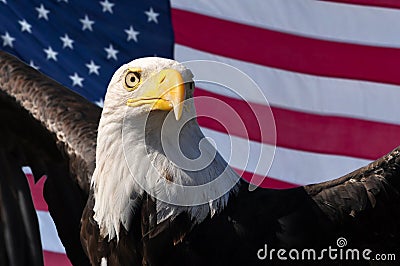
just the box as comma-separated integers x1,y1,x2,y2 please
171,0,400,189
2,0,400,265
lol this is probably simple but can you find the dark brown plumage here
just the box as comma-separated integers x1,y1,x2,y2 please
0,51,400,265
0,51,99,265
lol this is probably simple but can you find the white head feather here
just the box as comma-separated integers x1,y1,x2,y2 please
91,57,240,240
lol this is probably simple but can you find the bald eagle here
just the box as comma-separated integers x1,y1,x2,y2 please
0,51,400,266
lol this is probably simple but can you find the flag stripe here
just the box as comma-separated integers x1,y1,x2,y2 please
26,173,48,211
25,172,69,263
36,210,66,254
171,0,400,47
236,169,298,189
43,251,72,266
201,128,371,185
320,0,400,9
172,8,400,86
195,89,400,160
176,44,400,126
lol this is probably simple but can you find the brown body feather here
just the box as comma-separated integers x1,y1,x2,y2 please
0,52,400,265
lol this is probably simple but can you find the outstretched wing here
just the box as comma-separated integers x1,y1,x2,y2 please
304,146,400,248
0,51,100,265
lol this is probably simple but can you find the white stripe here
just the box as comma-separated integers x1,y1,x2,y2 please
171,0,400,48
22,166,32,175
201,127,370,185
177,44,400,125
36,210,66,254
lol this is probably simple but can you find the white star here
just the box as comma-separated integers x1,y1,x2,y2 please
125,26,140,42
29,60,40,70
86,60,100,75
100,0,114,14
18,19,32,33
43,46,58,61
69,72,84,87
60,34,74,49
1,32,15,47
0,0,7,4
80,15,95,31
36,4,50,20
145,7,159,23
95,98,104,107
104,44,119,60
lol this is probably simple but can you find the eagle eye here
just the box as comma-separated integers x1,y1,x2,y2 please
125,70,141,91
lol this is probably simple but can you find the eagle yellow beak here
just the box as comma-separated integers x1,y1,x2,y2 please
127,69,185,120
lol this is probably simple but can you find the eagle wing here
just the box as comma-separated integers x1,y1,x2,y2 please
304,146,400,246
0,51,100,265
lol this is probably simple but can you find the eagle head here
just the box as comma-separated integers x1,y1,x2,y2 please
92,57,239,240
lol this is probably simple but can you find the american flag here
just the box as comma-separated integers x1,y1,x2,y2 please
0,0,173,104
2,0,400,265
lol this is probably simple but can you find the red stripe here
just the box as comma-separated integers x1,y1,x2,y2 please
26,174,48,211
43,251,71,266
320,0,400,9
235,168,298,189
194,88,400,160
172,8,400,86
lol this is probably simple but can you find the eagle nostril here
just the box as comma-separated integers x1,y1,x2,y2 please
160,75,166,84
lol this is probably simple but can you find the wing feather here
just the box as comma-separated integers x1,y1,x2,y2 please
0,51,100,265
